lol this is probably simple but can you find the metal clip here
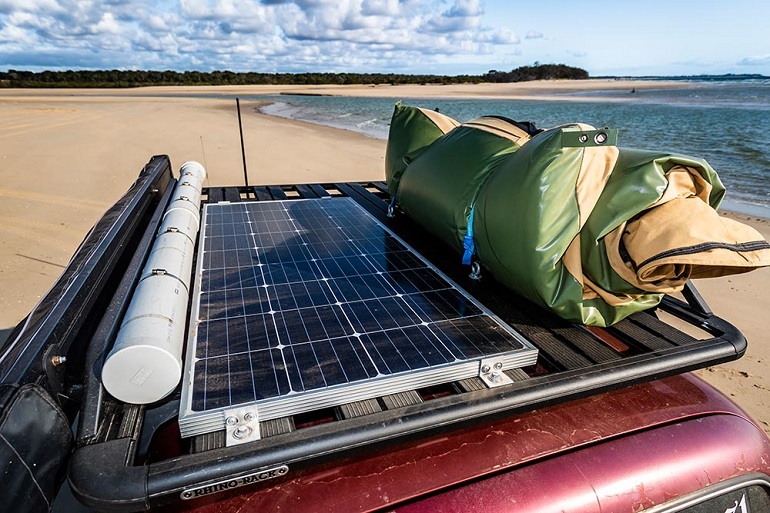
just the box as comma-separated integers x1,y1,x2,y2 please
478,358,513,388
224,406,261,446
469,261,482,281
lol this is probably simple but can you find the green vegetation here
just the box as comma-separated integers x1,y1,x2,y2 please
484,63,589,82
0,64,588,88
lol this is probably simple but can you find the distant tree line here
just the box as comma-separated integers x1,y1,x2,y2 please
484,63,589,82
0,64,588,88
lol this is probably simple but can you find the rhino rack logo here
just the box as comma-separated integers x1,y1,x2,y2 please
180,465,289,500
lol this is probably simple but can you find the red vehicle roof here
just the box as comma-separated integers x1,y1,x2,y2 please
174,373,770,512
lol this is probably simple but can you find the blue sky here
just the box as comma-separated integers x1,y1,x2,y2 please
1,0,768,76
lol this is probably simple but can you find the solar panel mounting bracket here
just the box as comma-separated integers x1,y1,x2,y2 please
478,358,513,388
224,406,261,447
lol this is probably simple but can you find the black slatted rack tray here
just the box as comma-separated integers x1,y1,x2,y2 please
66,156,746,510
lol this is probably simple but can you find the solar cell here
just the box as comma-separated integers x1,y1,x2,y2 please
179,197,537,438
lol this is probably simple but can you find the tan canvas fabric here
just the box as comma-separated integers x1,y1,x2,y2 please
607,196,770,293
650,165,713,207
563,235,638,306
462,117,532,144
575,145,619,229
418,107,461,134
559,140,620,302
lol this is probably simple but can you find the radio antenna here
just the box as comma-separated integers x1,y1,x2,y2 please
236,98,250,188
199,135,209,183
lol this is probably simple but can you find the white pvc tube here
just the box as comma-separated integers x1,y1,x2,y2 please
141,231,195,290
177,172,204,192
180,160,207,182
102,161,206,404
174,183,202,206
166,188,201,222
159,207,200,244
101,274,188,404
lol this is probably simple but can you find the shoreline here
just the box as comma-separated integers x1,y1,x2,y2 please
1,84,768,433
0,78,691,100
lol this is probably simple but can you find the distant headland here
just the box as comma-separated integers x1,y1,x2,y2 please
0,63,589,88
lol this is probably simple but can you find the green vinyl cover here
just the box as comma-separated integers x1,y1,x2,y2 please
385,103,459,196
396,116,533,251
388,106,770,326
473,124,630,325
474,129,770,326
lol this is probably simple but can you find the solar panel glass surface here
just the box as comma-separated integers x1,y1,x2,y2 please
179,198,537,437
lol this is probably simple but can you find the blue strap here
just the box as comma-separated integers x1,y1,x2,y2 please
462,205,476,265
389,196,396,210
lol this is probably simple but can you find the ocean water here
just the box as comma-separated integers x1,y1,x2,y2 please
257,79,770,217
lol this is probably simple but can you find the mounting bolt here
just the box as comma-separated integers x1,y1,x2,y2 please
51,355,67,366
481,364,491,373
488,372,501,383
233,425,251,439
244,412,255,422
494,362,503,370
225,416,238,426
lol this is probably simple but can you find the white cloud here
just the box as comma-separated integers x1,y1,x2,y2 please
423,0,483,33
478,27,520,45
525,30,543,39
0,0,61,14
0,0,545,72
147,14,170,32
8,10,47,28
0,22,34,44
739,54,770,66
180,0,237,20
423,14,479,33
360,0,398,16
92,12,120,34
444,0,483,18
134,32,178,54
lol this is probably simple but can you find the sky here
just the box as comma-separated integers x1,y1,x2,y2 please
1,0,769,77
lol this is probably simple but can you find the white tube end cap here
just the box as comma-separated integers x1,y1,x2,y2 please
102,343,182,404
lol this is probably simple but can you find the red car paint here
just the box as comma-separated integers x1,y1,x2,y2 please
170,373,770,512
398,413,770,512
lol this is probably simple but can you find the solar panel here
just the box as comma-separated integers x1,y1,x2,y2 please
179,197,538,439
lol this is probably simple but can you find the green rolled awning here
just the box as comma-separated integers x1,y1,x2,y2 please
385,102,459,197
386,104,770,326
396,116,533,251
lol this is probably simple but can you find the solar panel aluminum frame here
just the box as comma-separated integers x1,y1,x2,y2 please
178,197,537,439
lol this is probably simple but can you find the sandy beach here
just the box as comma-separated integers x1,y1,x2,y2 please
1,80,768,433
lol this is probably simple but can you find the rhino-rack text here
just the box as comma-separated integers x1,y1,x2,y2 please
180,465,289,500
